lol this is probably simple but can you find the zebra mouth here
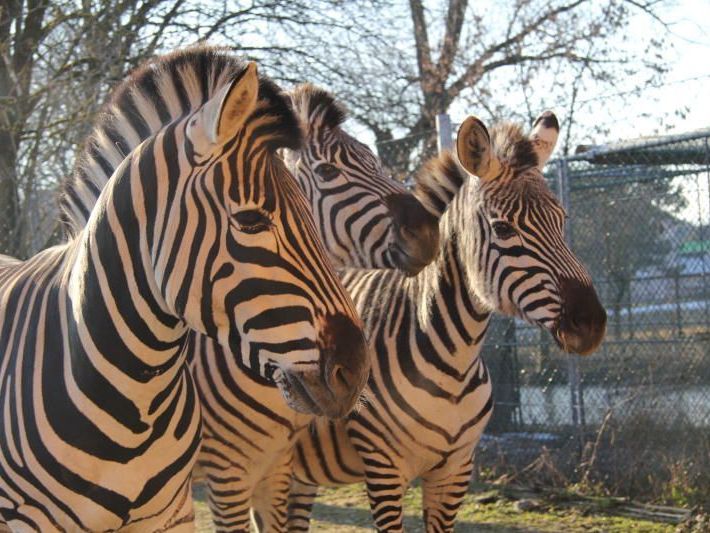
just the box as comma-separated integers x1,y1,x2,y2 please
388,243,428,276
552,326,569,352
535,319,568,352
275,370,324,416
551,321,604,356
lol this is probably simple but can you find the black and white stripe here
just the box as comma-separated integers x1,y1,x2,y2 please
287,112,607,532
0,46,369,531
54,70,444,532
193,86,449,532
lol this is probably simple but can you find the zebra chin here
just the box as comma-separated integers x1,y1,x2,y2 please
552,324,606,356
389,242,437,277
275,369,360,418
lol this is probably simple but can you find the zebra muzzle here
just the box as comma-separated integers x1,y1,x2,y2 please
386,193,440,276
555,277,607,355
278,313,370,418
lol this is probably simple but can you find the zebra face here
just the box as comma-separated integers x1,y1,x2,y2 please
170,65,369,417
285,84,440,275
456,112,606,355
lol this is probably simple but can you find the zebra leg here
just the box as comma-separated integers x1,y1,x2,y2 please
250,454,293,533
201,459,252,532
364,473,408,533
286,478,319,532
421,458,474,533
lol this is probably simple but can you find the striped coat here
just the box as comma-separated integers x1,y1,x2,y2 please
288,113,607,532
0,46,369,531
193,85,453,532
49,65,444,532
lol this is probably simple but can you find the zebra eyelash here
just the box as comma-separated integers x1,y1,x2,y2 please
314,163,342,181
232,208,273,233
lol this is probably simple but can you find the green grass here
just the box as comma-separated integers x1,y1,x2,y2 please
193,482,678,532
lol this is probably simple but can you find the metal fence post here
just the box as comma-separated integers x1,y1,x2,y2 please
557,158,586,453
436,113,453,153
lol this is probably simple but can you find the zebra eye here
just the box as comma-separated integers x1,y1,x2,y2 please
234,209,271,233
491,220,517,240
315,163,341,181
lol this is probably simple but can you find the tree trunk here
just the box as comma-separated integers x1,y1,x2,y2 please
0,132,19,256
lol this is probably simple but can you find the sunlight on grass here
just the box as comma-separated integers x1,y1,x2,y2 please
193,482,675,532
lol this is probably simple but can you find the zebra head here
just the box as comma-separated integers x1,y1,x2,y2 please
137,53,369,417
284,84,439,275
454,111,606,355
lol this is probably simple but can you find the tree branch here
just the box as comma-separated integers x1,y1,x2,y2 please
447,0,589,100
438,0,467,81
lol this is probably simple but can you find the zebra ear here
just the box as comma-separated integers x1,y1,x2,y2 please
529,111,559,168
203,62,259,145
456,116,501,181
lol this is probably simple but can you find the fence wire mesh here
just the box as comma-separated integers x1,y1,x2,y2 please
379,125,710,504
481,129,710,503
375,129,437,182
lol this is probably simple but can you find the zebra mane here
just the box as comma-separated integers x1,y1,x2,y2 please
489,122,539,170
412,150,466,219
59,44,301,236
289,83,347,134
407,151,480,323
487,122,560,208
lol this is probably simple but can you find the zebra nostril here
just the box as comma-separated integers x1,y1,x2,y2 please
330,365,350,391
400,226,417,242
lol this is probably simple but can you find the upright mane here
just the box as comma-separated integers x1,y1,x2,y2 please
487,122,561,207
289,83,347,134
59,45,301,236
489,122,539,169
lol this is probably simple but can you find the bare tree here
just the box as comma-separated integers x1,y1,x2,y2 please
0,0,195,256
0,1,674,256
260,0,671,173
0,0,345,257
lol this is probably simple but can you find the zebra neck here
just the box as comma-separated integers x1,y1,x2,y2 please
405,235,492,368
66,194,188,413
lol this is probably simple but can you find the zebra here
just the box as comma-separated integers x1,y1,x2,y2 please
287,112,607,532
0,46,370,531
284,83,441,274
54,61,447,532
193,85,459,532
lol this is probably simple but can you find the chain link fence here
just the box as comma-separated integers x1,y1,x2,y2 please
379,121,710,504
483,129,710,504
375,129,438,182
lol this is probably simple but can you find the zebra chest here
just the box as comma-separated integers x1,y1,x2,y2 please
197,370,312,473
362,346,493,466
